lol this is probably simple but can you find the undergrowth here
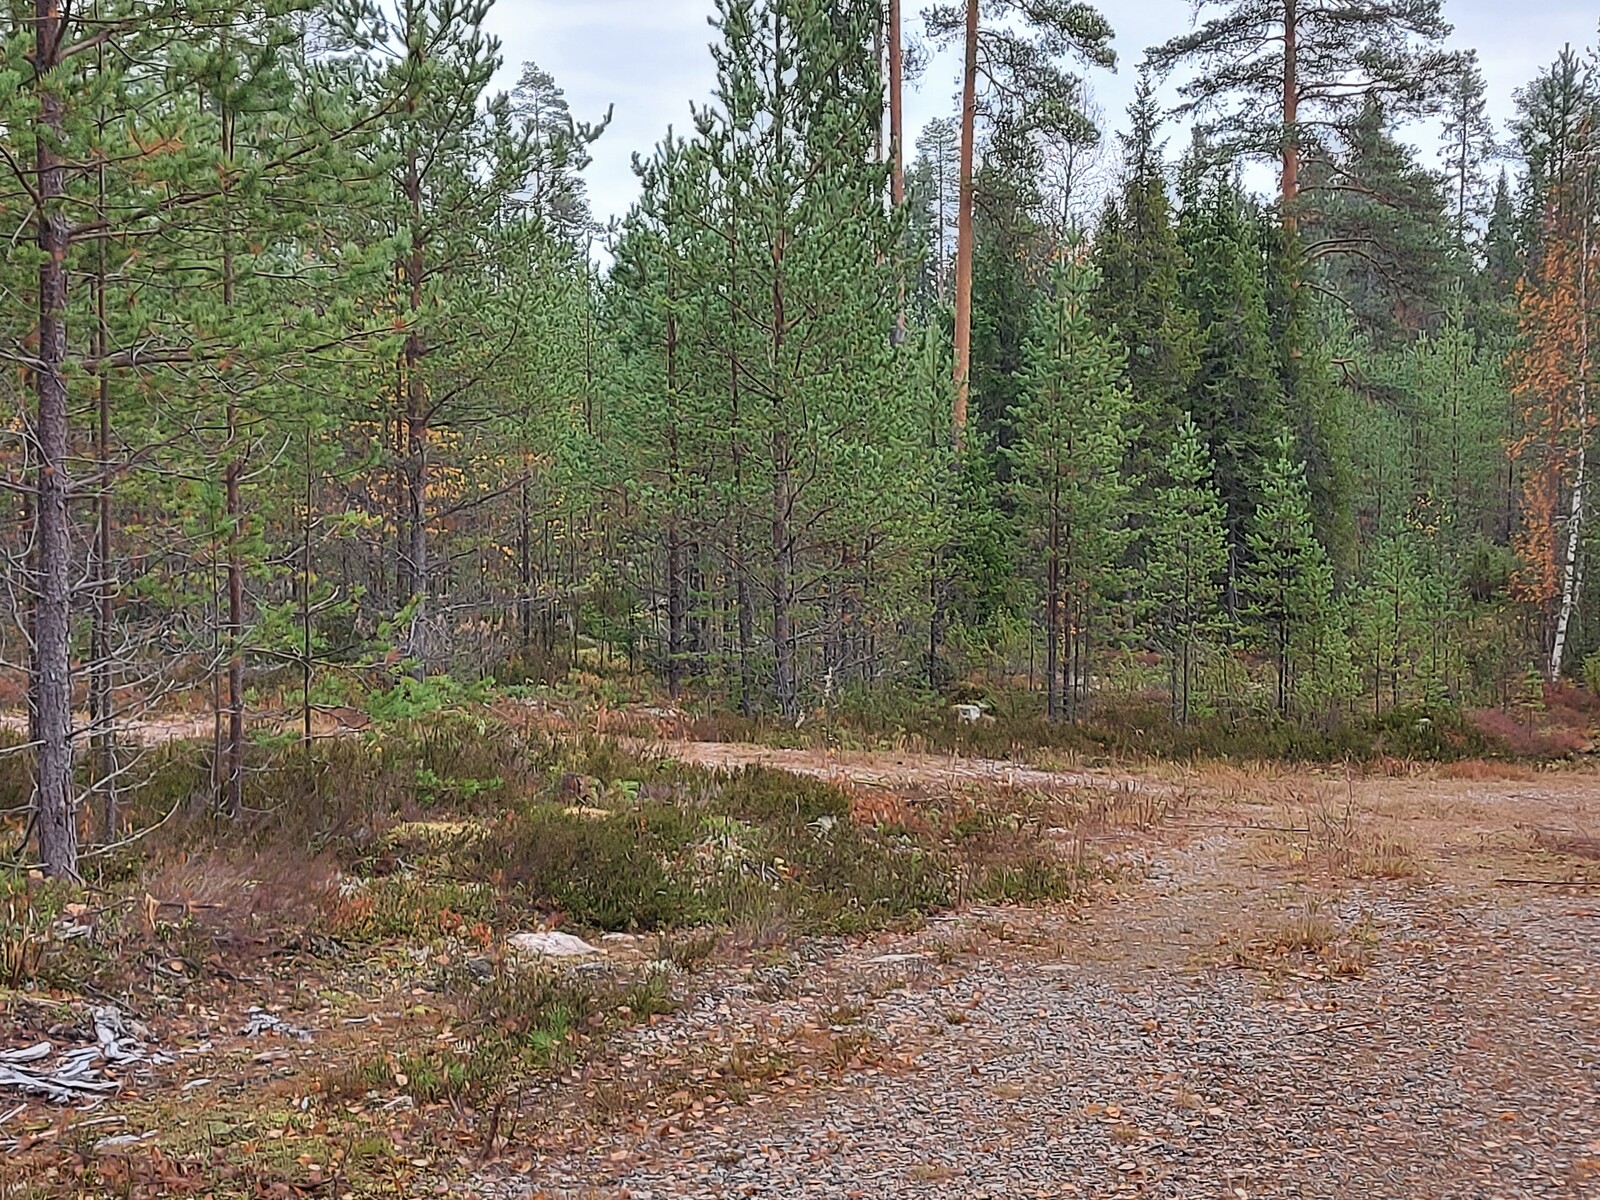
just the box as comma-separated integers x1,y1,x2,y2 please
0,708,1124,1197
0,713,1102,997
686,690,1519,764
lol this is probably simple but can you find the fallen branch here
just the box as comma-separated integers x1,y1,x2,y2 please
1493,877,1599,887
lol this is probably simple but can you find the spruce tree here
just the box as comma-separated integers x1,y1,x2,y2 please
1299,97,1454,344
1439,51,1498,247
1091,67,1198,481
1180,173,1285,603
970,156,1041,467
1262,222,1355,572
1507,46,1599,680
906,117,961,308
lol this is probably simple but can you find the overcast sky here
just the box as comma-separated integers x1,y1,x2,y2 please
485,0,1599,231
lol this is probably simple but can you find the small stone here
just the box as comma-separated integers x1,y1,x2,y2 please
507,931,605,959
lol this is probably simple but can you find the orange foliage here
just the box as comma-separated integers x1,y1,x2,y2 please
1509,203,1597,611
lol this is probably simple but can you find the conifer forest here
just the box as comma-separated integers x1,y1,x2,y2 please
7,4,1600,1194
2,0,1600,883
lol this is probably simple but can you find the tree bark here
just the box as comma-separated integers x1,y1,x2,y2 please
769,25,798,721
1045,497,1060,721
1550,203,1591,682
302,426,314,749
1281,0,1299,229
221,97,243,819
402,204,429,673
518,471,532,654
772,434,797,721
951,0,979,446
665,304,684,699
666,524,685,700
93,91,116,843
32,0,79,879
888,0,906,345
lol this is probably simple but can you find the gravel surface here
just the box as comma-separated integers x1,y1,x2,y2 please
487,774,1600,1200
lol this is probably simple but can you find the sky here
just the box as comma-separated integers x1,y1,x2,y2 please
485,0,1600,233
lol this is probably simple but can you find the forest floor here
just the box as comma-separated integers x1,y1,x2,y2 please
493,745,1600,1199
3,737,1599,1198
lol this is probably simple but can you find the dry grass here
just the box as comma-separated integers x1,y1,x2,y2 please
1223,901,1376,979
1244,784,1420,881
1528,827,1600,861
1435,758,1540,782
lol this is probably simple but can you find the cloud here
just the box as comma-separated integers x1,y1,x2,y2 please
488,0,1600,229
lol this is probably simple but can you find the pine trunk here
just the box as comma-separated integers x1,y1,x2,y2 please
1281,0,1299,228
225,448,244,818
221,126,244,818
666,304,684,699
1045,501,1060,721
888,0,906,345
667,523,685,700
951,0,979,445
519,472,532,653
402,136,428,674
32,0,78,880
92,128,115,843
772,421,797,720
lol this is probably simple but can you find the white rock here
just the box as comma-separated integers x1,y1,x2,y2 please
506,931,604,959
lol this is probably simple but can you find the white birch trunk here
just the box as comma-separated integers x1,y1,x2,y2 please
1551,207,1593,682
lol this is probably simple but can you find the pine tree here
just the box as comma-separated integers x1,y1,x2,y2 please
608,134,720,698
1148,0,1457,230
1244,432,1338,715
1383,286,1511,551
0,0,387,875
1145,417,1228,725
1352,513,1456,711
693,0,934,716
924,0,1115,442
343,0,535,673
1006,259,1131,720
511,60,608,248
1439,50,1498,247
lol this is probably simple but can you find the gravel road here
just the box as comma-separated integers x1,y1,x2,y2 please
494,768,1600,1200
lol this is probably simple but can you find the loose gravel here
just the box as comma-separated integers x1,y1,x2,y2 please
488,775,1600,1200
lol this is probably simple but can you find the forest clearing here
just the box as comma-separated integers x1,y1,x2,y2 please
0,702,1597,1197
6,0,1600,1193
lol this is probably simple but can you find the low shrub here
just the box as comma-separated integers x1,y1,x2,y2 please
1365,704,1497,760
697,691,1523,765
